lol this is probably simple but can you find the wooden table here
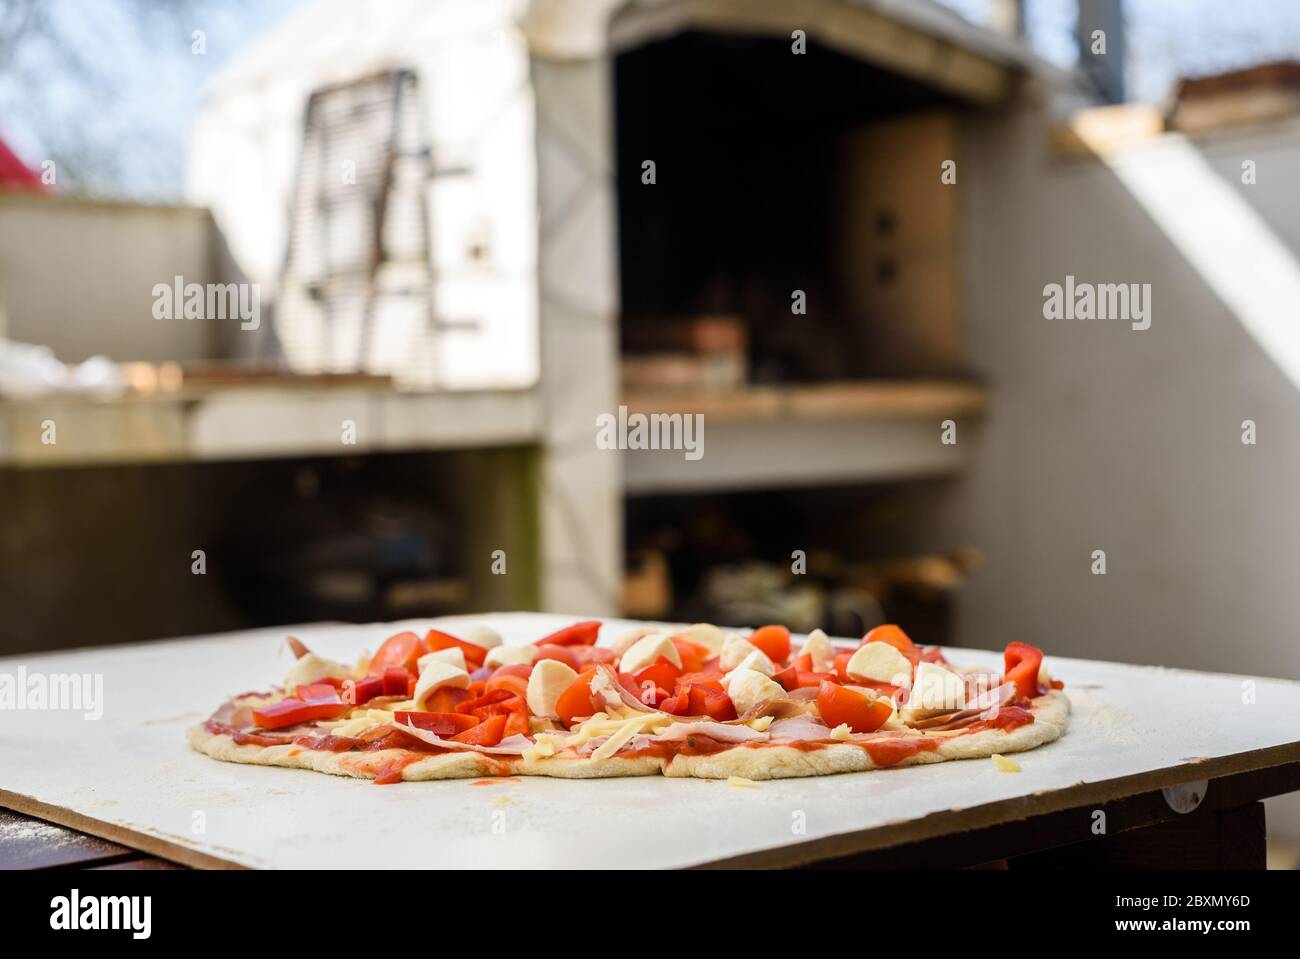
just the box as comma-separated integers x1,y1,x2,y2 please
0,809,182,870
2,615,1298,869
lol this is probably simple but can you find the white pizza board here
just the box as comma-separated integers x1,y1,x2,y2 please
1,613,1298,869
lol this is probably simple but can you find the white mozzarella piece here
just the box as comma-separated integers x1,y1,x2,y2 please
724,669,786,715
601,626,660,656
284,653,350,690
725,648,775,678
411,661,470,709
526,659,579,718
719,636,762,672
674,623,725,655
798,628,836,673
907,661,966,711
619,633,682,675
846,642,913,688
417,647,466,673
484,644,538,669
462,626,503,650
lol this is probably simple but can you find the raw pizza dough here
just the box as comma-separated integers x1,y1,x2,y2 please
188,691,1069,783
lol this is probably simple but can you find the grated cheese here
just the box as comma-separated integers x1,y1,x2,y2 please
589,716,651,761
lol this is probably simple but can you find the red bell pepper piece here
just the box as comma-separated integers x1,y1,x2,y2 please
749,625,791,663
537,620,601,646
503,710,531,737
454,688,514,716
687,685,737,721
659,690,690,715
393,711,480,736
792,652,813,672
669,637,710,674
294,682,343,704
252,697,348,729
381,666,412,697
423,685,472,713
632,657,682,694
349,676,385,706
816,681,891,733
859,624,922,665
534,644,580,671
452,713,507,746
1003,642,1045,699
369,631,424,674
556,667,601,727
424,630,487,669
675,670,724,692
470,695,528,722
796,670,839,689
834,650,855,683
568,645,617,669
771,665,799,692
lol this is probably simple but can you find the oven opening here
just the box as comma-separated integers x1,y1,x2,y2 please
614,29,967,385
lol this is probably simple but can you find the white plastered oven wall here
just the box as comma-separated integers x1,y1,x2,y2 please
184,0,622,615
902,84,1300,845
185,0,539,391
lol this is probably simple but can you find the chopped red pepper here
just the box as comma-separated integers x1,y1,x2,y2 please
749,625,791,663
859,624,922,666
252,696,348,729
393,711,480,736
555,667,601,727
452,713,507,746
816,681,891,733
454,688,514,717
348,676,385,706
675,670,725,691
537,620,601,646
381,666,412,697
669,637,710,674
1003,642,1045,699
503,711,531,738
568,645,617,669
369,631,424,674
771,664,800,691
632,657,682,694
424,630,487,669
687,684,737,721
534,644,580,671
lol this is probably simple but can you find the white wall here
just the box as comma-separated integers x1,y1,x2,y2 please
944,96,1300,838
0,195,221,363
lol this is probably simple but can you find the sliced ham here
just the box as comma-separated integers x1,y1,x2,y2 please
591,666,660,714
733,699,806,723
767,716,834,742
392,721,534,755
909,685,1018,731
212,699,255,728
653,721,769,744
577,733,656,756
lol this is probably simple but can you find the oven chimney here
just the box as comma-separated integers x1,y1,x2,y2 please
1076,0,1126,103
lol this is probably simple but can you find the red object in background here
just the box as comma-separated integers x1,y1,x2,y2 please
0,136,46,192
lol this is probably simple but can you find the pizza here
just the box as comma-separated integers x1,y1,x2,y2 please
189,621,1069,783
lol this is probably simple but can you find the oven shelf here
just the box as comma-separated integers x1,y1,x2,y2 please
0,382,541,467
620,379,986,494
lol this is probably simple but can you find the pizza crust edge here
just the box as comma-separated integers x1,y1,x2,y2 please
187,691,1069,783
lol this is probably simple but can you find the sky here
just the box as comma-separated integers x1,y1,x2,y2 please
0,0,302,200
2,0,1300,201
